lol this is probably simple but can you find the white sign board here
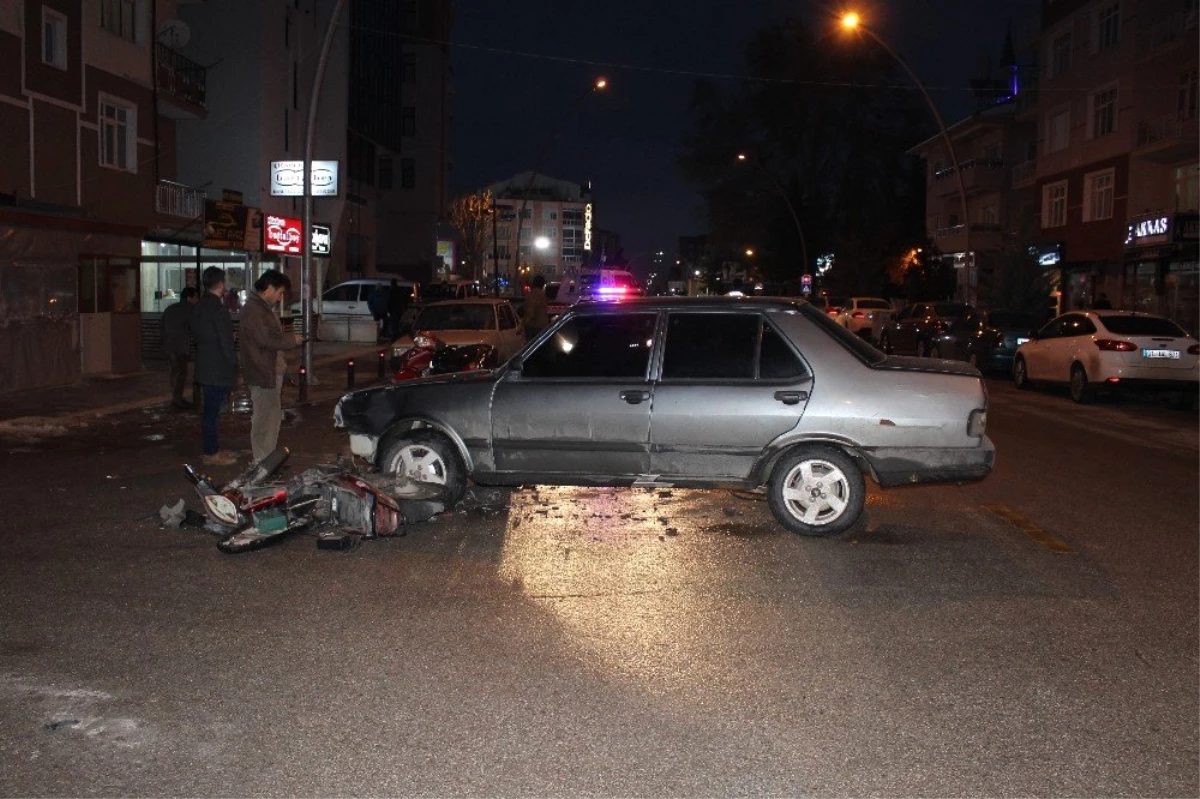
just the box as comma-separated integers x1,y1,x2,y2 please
311,223,331,256
270,160,339,197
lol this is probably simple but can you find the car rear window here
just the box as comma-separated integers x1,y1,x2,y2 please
987,312,1038,329
935,303,973,318
799,303,886,365
856,299,892,310
1099,315,1188,337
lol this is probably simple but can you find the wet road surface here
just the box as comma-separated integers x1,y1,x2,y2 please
0,379,1196,796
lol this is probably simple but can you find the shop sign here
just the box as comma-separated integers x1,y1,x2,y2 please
203,201,261,250
1125,214,1171,247
583,203,593,252
1028,241,1064,267
270,160,339,197
311,223,332,256
436,240,455,271
265,214,304,254
1174,213,1199,242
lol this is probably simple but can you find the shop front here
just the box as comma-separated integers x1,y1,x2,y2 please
1122,212,1199,336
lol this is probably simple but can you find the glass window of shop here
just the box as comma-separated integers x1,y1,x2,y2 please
139,242,255,313
1166,261,1199,336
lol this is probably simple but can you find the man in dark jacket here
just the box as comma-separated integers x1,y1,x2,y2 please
161,287,199,409
240,269,301,463
523,275,549,340
193,267,239,467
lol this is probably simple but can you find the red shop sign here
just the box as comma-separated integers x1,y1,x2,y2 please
264,214,304,254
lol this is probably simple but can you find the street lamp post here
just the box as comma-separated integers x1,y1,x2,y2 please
507,77,607,296
841,12,971,298
735,153,810,276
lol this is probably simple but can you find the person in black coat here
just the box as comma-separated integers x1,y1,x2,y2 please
193,267,239,466
161,287,199,409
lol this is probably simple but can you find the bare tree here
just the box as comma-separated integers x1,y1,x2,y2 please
448,190,493,281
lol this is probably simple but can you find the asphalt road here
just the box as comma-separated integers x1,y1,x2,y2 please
0,379,1195,797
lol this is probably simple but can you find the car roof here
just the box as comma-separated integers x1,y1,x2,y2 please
568,296,806,313
421,297,511,306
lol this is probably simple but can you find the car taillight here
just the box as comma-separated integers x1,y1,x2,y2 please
1190,344,1199,355
852,311,865,319
967,409,987,438
1095,339,1136,352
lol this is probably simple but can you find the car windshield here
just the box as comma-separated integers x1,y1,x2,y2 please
1099,315,1188,337
414,304,494,331
856,299,892,310
986,312,1039,329
935,303,973,319
800,302,886,365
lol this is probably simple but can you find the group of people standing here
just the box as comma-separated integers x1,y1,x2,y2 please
163,267,301,468
368,278,411,340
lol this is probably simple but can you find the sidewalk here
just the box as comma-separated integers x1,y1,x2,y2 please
0,341,392,427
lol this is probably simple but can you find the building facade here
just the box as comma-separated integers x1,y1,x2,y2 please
484,172,593,294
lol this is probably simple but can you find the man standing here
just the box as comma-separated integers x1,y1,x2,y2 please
386,277,407,339
240,269,302,464
523,274,549,340
193,267,239,467
162,287,199,409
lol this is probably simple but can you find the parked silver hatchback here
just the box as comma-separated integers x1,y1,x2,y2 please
335,298,994,535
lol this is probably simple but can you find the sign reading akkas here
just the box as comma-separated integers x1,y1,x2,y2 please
270,160,340,197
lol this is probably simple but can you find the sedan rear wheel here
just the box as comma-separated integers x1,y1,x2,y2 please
1069,363,1094,404
768,447,865,536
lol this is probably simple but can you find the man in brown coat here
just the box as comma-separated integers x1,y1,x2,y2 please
240,269,301,463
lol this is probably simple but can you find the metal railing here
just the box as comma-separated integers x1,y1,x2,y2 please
933,158,1006,181
1136,112,1191,149
155,42,207,108
155,180,206,219
1137,11,1198,58
1011,159,1038,185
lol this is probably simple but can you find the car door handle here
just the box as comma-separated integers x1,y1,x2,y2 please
619,390,650,405
774,390,808,405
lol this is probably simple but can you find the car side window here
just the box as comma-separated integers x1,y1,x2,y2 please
520,313,656,379
323,284,357,302
1060,314,1096,337
662,313,758,379
759,322,808,380
498,305,516,330
1037,318,1063,339
360,285,376,303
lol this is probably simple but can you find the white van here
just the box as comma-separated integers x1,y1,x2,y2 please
291,278,417,318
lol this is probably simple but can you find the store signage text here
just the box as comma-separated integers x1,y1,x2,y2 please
270,160,339,197
1125,214,1171,246
311,223,331,256
265,214,304,254
583,203,593,252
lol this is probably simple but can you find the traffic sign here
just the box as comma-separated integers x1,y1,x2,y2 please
800,273,812,294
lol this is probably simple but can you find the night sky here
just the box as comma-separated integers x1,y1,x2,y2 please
448,0,1040,273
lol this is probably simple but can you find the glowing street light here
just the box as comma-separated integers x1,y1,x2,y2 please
534,236,551,250
840,11,860,29
745,248,755,257
594,77,608,90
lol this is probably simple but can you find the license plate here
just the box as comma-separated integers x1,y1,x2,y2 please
1143,349,1180,359
1016,337,1030,346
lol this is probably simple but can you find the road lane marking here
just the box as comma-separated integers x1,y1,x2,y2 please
981,503,1076,554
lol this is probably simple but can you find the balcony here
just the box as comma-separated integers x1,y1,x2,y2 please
1011,159,1037,187
155,180,206,220
933,222,1004,254
1137,11,1199,60
1134,112,1199,164
932,158,1008,197
155,42,207,119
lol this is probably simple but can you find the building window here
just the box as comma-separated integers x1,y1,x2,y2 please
402,0,418,35
1180,69,1199,120
1095,3,1120,51
1083,169,1115,221
379,155,393,189
980,204,1000,225
1042,181,1068,228
1050,30,1071,78
99,95,136,172
1047,108,1070,152
401,107,415,136
402,53,416,84
1089,87,1117,138
1177,165,1200,212
42,8,67,70
101,0,138,43
400,157,415,189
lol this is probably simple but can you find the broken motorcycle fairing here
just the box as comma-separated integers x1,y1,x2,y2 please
181,446,450,554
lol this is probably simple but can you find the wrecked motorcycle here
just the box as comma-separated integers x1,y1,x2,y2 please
181,446,448,554
392,332,495,382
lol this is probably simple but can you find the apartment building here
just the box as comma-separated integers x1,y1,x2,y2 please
0,0,209,390
484,172,593,293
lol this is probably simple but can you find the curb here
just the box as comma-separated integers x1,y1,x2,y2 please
0,347,387,430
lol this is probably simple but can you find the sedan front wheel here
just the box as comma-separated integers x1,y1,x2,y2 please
768,446,865,536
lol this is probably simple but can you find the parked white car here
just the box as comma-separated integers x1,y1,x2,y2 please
832,297,894,341
1013,310,1199,403
290,278,417,319
391,299,526,367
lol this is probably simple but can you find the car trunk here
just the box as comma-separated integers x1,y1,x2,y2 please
873,355,981,377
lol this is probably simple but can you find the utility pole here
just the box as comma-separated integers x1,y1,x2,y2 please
491,193,500,295
301,0,349,384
